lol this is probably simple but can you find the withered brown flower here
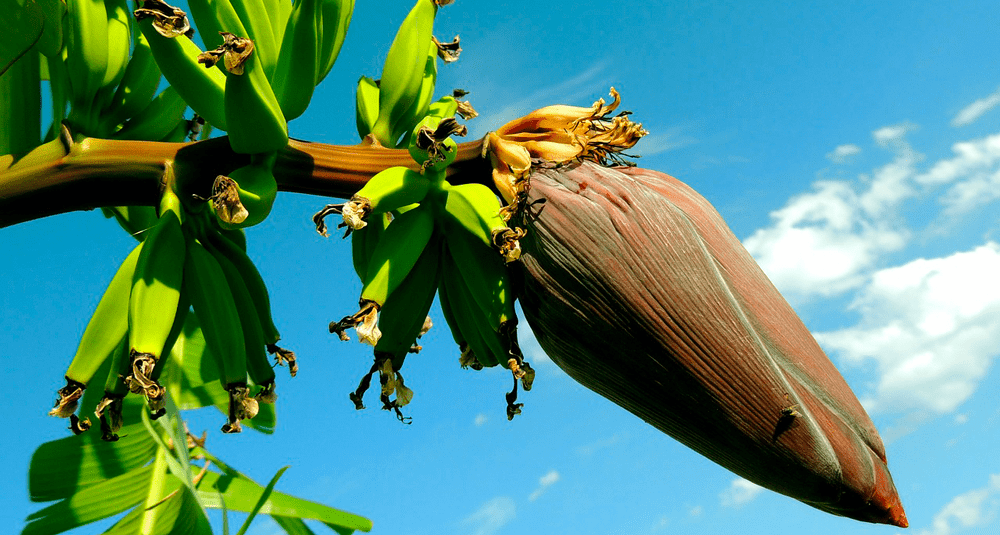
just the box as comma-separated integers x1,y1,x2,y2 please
511,160,907,527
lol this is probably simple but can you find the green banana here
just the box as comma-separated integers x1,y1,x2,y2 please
183,235,251,432
49,241,143,419
111,85,187,141
391,39,439,147
370,0,436,147
223,40,289,154
101,0,131,94
212,152,279,228
341,166,434,230
127,188,186,411
355,75,380,140
434,266,477,370
437,256,498,368
427,95,459,120
351,211,390,281
203,235,276,402
271,0,320,121
136,15,228,130
99,30,162,133
65,0,109,113
262,0,292,46
316,0,354,83
373,232,441,357
440,181,522,262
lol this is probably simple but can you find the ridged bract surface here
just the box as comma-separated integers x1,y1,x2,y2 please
515,160,906,526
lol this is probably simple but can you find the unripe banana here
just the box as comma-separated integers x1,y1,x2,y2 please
407,115,462,172
351,211,390,281
355,76,380,140
183,237,250,432
0,50,41,156
370,0,436,147
271,0,320,121
316,0,354,83
48,242,143,419
65,0,109,111
391,39,439,147
111,85,187,141
437,257,499,368
95,336,130,441
341,166,433,230
99,30,162,133
203,237,276,399
101,0,131,92
136,16,229,130
263,0,292,45
128,188,186,409
373,233,441,357
360,202,436,308
223,45,289,154
104,205,159,241
440,181,521,262
212,152,279,228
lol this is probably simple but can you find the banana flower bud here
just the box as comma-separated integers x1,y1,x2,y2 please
511,160,907,527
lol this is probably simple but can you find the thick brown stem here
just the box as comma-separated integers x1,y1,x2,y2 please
0,135,490,228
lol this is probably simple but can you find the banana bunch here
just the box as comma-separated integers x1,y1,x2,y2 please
320,116,533,421
50,184,296,438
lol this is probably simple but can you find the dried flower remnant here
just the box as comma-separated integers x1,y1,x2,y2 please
330,301,382,345
267,344,298,377
133,0,193,38
124,350,166,417
432,35,462,63
95,395,124,442
48,379,84,418
197,32,255,75
211,175,249,225
222,384,258,433
510,160,907,527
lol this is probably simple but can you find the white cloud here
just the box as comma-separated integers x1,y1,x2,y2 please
461,497,516,535
955,413,970,425
528,470,560,501
816,243,1000,416
474,413,488,426
719,478,765,508
688,505,703,517
916,133,1000,217
826,143,861,163
744,124,917,299
952,89,1000,127
917,474,1000,535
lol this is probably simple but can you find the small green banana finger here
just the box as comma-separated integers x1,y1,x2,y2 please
391,39,439,148
203,237,276,402
438,256,498,368
65,0,109,113
221,34,289,154
127,188,186,411
440,181,522,262
374,232,441,356
135,13,229,130
231,0,279,78
49,241,143,419
350,211,390,281
341,166,434,230
316,0,354,83
186,0,248,53
370,0,436,147
94,336,130,441
101,0,131,95
355,75,380,140
183,235,251,433
271,0,320,121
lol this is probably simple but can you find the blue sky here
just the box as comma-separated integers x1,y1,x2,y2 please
4,1,1000,534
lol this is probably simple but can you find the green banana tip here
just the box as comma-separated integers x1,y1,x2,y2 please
96,395,125,442
69,414,92,435
222,384,258,433
256,382,278,404
492,227,526,263
198,33,255,76
342,197,372,231
410,118,467,172
48,378,85,418
458,344,484,370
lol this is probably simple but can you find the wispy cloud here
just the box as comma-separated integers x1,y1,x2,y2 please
469,60,611,138
826,143,862,163
687,505,703,517
916,474,1000,535
474,413,488,426
952,89,1000,127
576,434,622,456
719,478,765,508
461,497,516,535
815,243,1000,417
528,470,560,501
635,126,698,156
743,123,917,301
